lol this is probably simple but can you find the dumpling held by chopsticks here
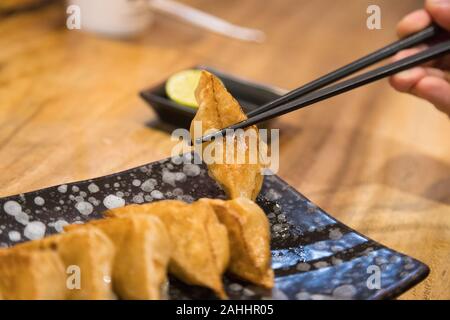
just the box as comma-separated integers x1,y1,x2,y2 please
190,71,264,201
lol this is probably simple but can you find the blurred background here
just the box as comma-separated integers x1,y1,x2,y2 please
0,0,449,299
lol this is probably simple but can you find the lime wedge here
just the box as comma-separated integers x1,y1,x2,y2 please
165,69,202,108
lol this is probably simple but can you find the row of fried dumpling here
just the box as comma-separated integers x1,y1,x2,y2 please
0,197,273,300
0,214,167,300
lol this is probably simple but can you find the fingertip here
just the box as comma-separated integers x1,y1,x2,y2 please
390,67,427,92
389,76,404,91
412,76,450,113
390,76,412,93
397,9,432,37
391,48,425,62
426,0,450,31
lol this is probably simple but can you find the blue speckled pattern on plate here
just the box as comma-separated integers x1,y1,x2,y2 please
0,152,429,300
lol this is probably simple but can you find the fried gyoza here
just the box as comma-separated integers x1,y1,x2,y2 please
200,197,274,288
191,71,264,201
65,215,172,300
15,228,115,300
105,200,229,298
0,249,66,300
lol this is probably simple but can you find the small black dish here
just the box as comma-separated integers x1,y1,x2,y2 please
140,65,286,129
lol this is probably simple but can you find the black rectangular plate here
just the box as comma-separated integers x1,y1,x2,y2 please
139,65,286,129
0,153,429,300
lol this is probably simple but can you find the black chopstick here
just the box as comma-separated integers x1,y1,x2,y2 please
197,39,450,144
246,24,443,118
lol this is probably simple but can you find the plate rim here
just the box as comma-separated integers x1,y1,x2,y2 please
267,174,430,300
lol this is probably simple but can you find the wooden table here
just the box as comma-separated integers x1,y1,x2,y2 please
0,0,448,299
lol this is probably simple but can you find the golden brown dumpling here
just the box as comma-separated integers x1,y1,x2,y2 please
65,215,172,300
15,228,115,300
190,71,264,200
105,200,229,298
200,197,274,288
0,249,66,300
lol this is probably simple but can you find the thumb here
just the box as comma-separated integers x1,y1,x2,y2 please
426,0,450,31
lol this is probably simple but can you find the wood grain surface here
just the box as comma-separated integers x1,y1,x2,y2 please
0,0,449,299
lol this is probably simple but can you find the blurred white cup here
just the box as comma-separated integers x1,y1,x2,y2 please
67,0,265,42
67,0,153,38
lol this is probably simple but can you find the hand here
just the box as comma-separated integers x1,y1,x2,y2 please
389,0,450,117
